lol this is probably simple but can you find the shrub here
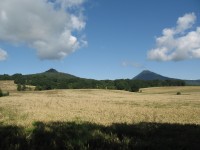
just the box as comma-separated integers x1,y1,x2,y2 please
22,84,26,91
3,91,9,96
130,85,140,92
17,84,22,91
35,86,43,91
17,84,27,91
176,92,181,95
0,89,9,97
0,88,2,97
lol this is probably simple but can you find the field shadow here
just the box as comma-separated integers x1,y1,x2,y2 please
0,121,200,150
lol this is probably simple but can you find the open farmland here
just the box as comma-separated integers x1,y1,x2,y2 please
0,80,17,92
0,81,200,149
0,84,200,126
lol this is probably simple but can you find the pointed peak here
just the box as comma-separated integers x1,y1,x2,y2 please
133,70,171,80
141,70,153,74
45,68,58,73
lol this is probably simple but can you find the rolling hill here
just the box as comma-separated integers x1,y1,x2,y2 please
133,70,200,85
27,68,78,79
0,69,199,89
133,70,173,80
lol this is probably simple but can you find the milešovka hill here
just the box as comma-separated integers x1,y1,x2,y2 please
30,68,78,80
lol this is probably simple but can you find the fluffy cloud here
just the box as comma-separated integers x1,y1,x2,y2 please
52,0,86,8
0,0,86,60
0,48,7,61
148,13,200,61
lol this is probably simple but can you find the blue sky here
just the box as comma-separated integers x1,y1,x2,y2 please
0,0,200,80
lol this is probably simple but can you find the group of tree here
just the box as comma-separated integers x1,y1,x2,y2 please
14,76,185,92
0,73,185,92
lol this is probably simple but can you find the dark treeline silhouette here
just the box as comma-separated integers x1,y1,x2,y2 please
0,121,200,150
0,73,185,92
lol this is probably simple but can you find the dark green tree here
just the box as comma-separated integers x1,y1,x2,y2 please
22,84,26,91
0,88,3,97
130,84,140,92
17,84,22,91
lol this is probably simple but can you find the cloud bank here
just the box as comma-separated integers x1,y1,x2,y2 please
0,0,86,60
0,48,7,61
148,13,200,61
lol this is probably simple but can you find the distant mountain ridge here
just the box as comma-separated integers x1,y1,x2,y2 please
30,68,78,79
0,68,199,86
45,68,58,73
133,70,174,81
133,70,200,85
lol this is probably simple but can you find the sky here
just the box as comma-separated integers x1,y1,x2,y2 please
0,0,200,80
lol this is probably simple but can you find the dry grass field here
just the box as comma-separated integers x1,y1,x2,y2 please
0,80,17,91
0,81,200,127
1,81,200,149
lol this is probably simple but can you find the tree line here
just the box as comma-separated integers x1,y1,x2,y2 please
0,73,185,92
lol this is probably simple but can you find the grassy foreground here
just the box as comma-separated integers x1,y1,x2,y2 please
0,81,200,149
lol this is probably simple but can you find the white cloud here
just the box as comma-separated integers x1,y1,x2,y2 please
54,0,86,8
0,48,7,61
176,12,196,33
0,0,86,60
148,13,200,61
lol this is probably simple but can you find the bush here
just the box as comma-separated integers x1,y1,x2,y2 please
0,89,9,97
0,89,2,97
17,84,22,91
34,86,43,91
176,92,181,95
3,91,9,96
17,84,27,91
130,85,140,92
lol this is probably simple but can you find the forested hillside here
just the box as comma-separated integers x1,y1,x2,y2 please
0,69,185,92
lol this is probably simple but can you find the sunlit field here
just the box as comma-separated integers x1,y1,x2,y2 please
0,81,200,149
1,81,200,127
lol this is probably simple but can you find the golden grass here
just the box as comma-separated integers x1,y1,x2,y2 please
0,81,200,126
0,81,200,127
0,80,35,92
141,86,200,94
0,80,17,91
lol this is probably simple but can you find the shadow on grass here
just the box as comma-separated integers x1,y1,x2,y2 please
0,121,200,150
